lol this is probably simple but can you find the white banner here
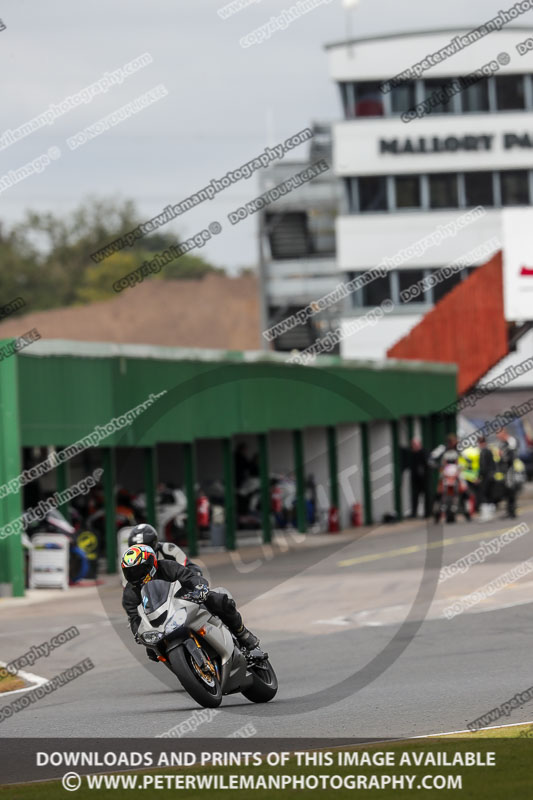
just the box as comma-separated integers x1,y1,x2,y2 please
502,208,533,321
29,534,69,591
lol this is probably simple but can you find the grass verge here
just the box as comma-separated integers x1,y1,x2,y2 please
1,730,533,799
0,674,26,693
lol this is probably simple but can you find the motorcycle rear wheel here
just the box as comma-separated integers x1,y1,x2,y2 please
168,646,222,708
241,659,278,703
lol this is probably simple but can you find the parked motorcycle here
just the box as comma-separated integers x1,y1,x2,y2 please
86,488,140,555
157,485,189,544
236,476,262,530
136,579,278,709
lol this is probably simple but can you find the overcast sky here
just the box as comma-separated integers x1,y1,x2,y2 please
2,0,532,272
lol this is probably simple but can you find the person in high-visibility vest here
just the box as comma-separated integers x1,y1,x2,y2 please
489,442,507,504
458,445,480,510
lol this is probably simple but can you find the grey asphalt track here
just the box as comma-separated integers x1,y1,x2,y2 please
1,502,533,741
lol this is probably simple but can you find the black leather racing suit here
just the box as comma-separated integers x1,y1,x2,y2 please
122,559,244,638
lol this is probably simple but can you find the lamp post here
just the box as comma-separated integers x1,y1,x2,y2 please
343,0,360,57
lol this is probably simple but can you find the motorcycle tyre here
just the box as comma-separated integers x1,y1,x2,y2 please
168,645,222,709
241,659,278,704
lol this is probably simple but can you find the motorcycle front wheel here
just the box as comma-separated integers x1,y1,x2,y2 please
168,645,222,708
241,659,278,703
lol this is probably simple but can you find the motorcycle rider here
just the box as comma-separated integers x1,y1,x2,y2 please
127,522,201,574
121,544,260,661
429,433,459,469
430,434,470,521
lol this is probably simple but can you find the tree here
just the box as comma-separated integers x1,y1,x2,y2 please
0,197,224,312
75,252,142,304
76,250,224,303
0,223,50,310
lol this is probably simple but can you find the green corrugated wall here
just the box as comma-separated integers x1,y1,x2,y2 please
17,354,457,447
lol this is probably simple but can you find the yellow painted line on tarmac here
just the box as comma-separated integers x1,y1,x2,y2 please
338,545,421,567
338,510,533,569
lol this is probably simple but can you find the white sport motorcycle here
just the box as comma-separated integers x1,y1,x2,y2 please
136,579,278,709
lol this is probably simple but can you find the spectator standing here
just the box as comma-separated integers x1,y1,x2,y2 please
477,436,495,521
408,438,429,519
497,430,518,519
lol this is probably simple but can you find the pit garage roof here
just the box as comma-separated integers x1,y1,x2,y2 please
12,340,457,446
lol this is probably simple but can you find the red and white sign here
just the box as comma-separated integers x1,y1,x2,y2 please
502,209,533,321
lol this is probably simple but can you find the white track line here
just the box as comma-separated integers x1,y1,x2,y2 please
412,719,533,738
0,660,49,696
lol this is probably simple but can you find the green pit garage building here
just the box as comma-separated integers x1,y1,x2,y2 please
0,340,457,597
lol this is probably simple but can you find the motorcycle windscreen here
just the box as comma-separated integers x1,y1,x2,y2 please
141,579,172,614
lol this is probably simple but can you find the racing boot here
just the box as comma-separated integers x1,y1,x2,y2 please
235,624,260,651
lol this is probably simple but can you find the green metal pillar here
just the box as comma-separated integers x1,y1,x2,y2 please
421,416,432,453
406,416,414,444
432,413,446,450
56,449,69,521
0,341,24,596
222,438,236,551
258,433,271,544
292,430,307,533
421,416,434,517
360,422,373,525
327,426,339,510
143,447,157,526
101,447,116,574
443,412,457,437
391,420,403,520
183,442,198,558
